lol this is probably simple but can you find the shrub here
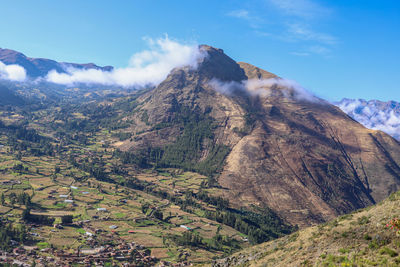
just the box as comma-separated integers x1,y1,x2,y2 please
379,247,398,257
358,216,369,225
363,234,372,240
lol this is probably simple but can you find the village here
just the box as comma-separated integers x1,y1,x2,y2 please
1,242,191,266
0,105,249,265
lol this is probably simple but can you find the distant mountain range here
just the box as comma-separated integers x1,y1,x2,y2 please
0,47,113,78
335,98,400,140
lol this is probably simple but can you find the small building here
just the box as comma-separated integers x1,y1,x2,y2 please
13,247,26,255
64,199,74,203
109,225,118,229
82,191,89,195
70,186,78,190
180,225,192,231
54,224,63,229
97,208,107,212
59,195,68,198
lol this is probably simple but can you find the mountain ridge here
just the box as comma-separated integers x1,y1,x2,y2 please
0,47,113,78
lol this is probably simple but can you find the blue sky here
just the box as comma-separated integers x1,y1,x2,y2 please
0,0,399,101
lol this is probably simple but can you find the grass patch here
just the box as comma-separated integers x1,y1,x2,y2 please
76,228,86,234
115,212,126,218
357,216,369,225
36,242,50,250
379,247,398,257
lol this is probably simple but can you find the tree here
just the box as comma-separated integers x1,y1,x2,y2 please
141,203,149,214
9,193,16,207
0,193,5,206
24,195,31,208
154,210,163,221
54,166,60,174
22,208,31,220
61,215,73,224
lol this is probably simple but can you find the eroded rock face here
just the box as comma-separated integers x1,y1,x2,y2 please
117,45,400,227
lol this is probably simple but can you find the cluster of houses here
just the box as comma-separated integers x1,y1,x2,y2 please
1,242,163,266
55,242,158,266
1,246,58,266
0,180,21,186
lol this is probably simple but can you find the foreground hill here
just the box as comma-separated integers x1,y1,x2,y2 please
114,45,400,227
336,98,400,140
0,47,113,78
213,190,400,266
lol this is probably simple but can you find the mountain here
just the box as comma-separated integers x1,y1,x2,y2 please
0,47,113,78
113,45,400,227
0,45,400,265
336,98,400,140
213,190,400,267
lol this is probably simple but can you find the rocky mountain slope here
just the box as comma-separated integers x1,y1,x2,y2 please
113,45,400,227
336,98,400,140
0,48,113,78
213,190,400,267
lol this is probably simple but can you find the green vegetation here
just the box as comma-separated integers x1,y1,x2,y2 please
0,85,294,264
120,105,231,178
0,220,27,251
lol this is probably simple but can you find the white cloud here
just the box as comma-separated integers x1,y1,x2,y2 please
227,9,264,29
336,99,400,140
209,78,319,102
287,24,336,45
46,36,207,87
227,9,251,19
0,61,27,81
267,0,331,19
290,51,311,56
228,1,337,58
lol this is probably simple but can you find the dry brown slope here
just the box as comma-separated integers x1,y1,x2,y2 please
218,62,400,226
213,190,400,267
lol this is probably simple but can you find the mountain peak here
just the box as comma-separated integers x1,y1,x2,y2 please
196,45,247,82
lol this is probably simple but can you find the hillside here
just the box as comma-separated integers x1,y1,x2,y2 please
113,45,400,227
0,84,24,106
213,190,400,267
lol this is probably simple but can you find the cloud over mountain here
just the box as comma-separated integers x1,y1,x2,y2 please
0,61,26,81
209,77,319,102
46,36,206,87
336,98,400,140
